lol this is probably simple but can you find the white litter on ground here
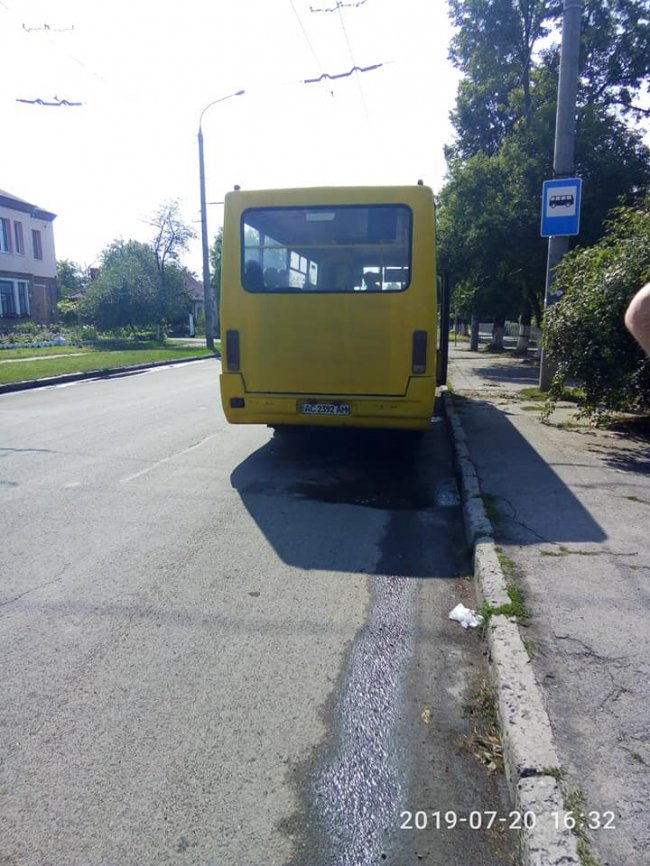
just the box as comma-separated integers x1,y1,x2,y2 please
448,603,484,629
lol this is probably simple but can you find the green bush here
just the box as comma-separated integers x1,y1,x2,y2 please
57,299,81,327
77,325,98,342
0,323,59,344
543,196,650,420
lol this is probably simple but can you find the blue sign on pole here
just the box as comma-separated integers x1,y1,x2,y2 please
540,178,583,237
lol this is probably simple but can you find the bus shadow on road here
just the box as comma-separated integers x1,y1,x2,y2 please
230,395,608,574
229,423,467,577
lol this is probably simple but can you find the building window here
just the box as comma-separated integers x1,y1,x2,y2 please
0,279,30,317
0,279,17,315
0,217,12,253
14,221,24,255
32,229,43,260
17,281,30,315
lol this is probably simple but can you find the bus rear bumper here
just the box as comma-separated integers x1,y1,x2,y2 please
219,373,436,430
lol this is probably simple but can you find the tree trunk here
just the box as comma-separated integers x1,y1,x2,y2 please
515,306,532,356
488,315,505,351
470,315,479,351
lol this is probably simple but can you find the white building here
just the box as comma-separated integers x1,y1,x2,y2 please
0,188,57,328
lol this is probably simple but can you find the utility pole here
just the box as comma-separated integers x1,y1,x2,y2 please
197,125,215,349
197,90,245,349
539,0,582,391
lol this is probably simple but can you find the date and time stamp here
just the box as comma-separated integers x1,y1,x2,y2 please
399,809,617,832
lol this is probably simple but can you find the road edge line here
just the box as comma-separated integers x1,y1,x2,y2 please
442,388,580,866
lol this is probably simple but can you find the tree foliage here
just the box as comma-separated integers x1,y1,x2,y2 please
82,239,191,333
438,136,548,326
148,200,196,335
543,196,650,418
81,202,195,334
149,199,196,279
82,240,161,331
57,259,86,299
447,0,561,160
447,0,650,163
579,0,650,120
439,0,650,341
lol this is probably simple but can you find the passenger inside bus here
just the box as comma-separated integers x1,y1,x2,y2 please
363,272,381,291
263,267,279,289
244,260,264,291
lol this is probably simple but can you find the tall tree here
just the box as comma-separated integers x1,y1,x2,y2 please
82,239,190,334
446,0,650,160
440,0,650,337
83,240,160,332
579,0,650,120
447,0,560,160
149,200,196,279
148,200,196,337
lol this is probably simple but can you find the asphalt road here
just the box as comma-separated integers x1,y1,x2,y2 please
1,360,513,866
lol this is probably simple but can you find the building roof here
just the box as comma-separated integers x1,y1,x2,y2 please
183,272,204,301
0,188,56,221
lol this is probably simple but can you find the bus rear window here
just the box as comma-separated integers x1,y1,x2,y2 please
241,204,412,293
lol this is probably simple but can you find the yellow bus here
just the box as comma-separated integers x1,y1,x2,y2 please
219,184,448,430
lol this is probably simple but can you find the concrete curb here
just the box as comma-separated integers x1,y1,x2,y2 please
442,389,580,866
0,354,219,395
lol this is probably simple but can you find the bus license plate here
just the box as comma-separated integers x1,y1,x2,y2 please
299,401,351,416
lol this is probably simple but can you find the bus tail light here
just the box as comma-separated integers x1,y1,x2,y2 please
226,329,241,371
412,330,427,373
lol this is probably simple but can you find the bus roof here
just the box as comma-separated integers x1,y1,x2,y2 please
225,184,434,206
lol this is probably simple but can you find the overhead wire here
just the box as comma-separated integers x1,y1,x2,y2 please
334,1,370,119
22,23,75,32
288,0,327,81
309,1,368,13
303,62,384,84
1,0,104,105
16,96,83,106
304,0,374,118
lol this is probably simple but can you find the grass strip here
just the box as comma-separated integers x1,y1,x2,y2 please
0,346,218,385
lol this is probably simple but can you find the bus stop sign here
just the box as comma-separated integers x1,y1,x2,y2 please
541,178,582,237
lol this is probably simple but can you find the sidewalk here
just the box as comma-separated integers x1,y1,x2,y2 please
447,346,650,866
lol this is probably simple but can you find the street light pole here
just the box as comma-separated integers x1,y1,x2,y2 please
198,89,245,349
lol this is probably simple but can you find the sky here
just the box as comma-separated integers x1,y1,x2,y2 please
1,0,461,275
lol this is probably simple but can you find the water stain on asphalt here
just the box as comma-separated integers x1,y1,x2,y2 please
313,574,415,865
291,477,456,511
284,574,416,866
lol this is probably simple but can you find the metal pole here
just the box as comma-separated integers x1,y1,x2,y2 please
539,0,582,391
198,125,215,349
197,90,245,350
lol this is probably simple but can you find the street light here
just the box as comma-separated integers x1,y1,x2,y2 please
198,89,245,348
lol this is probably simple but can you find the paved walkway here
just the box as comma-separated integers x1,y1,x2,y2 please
448,346,650,866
